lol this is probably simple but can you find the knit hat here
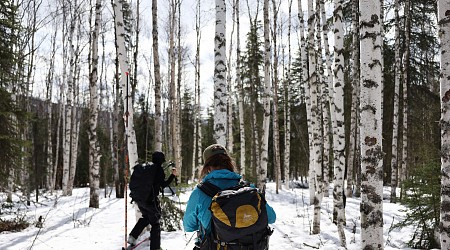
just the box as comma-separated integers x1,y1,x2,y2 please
203,144,228,162
152,151,166,165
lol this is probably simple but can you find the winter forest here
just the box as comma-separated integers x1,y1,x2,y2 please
1,0,450,249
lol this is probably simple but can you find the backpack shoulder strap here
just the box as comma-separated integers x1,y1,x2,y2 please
197,181,222,197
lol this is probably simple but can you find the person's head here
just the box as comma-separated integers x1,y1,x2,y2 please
152,151,166,165
200,144,235,178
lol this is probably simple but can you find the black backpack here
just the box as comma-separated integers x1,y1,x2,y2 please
129,163,156,203
196,181,273,250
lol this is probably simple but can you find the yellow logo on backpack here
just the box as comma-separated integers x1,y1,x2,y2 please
236,205,259,228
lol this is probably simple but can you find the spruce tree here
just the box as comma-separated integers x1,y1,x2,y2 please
0,0,24,191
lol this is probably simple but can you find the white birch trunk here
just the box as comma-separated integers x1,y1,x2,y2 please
113,0,139,169
192,0,202,180
271,0,281,193
284,0,293,190
307,1,323,232
214,0,227,146
305,0,317,203
346,0,359,198
359,0,384,248
112,43,121,197
400,0,411,197
236,0,246,179
88,0,102,208
152,0,162,152
227,1,235,154
297,0,311,188
438,1,450,247
175,1,182,177
53,85,64,191
62,0,76,196
46,22,57,192
390,0,401,203
332,0,346,246
68,17,82,196
319,0,332,198
258,0,271,191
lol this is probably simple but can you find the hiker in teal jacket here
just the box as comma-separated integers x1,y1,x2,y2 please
183,144,276,246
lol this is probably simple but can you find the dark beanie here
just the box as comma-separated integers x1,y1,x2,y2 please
152,151,166,165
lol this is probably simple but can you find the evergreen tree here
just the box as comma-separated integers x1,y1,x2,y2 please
0,0,24,192
181,89,195,182
391,162,440,249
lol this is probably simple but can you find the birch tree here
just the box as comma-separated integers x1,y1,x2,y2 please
45,18,57,192
332,0,346,246
258,0,271,190
214,0,227,146
67,12,82,196
359,0,384,248
283,0,293,190
175,0,182,175
400,0,411,200
307,0,324,234
390,0,401,203
227,0,235,154
152,0,162,152
88,0,102,209
319,0,332,198
62,0,76,196
191,0,202,180
168,0,181,176
346,0,360,198
113,0,139,170
111,0,122,197
271,0,281,193
439,0,450,247
236,0,246,179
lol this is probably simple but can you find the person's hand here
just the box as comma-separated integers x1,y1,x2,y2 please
171,168,178,176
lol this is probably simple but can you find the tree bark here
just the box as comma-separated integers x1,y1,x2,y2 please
400,0,411,201
236,0,246,179
346,0,360,199
332,0,346,247
319,0,332,198
307,0,323,234
46,20,57,192
284,0,293,190
152,0,162,152
68,14,82,196
62,0,76,196
271,0,281,193
88,0,102,209
258,0,271,191
214,0,227,146
390,0,401,203
438,0,450,247
191,0,202,180
359,0,384,247
113,0,139,170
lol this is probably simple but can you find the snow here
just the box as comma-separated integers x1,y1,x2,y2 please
0,183,417,250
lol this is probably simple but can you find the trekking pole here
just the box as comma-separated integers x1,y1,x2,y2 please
124,71,130,249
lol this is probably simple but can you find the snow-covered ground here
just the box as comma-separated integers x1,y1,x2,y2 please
0,183,415,250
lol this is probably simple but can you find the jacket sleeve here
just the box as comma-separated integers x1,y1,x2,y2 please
183,189,200,232
162,174,176,188
265,203,276,224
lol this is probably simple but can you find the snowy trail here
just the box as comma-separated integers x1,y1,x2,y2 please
0,183,414,250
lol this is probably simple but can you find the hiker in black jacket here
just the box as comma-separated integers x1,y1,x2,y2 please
127,151,177,250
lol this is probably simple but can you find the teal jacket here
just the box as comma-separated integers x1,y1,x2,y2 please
183,169,276,233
